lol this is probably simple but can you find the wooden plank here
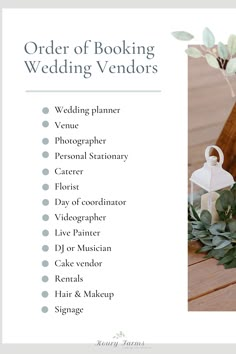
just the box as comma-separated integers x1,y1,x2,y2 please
187,49,236,312
188,258,236,301
189,97,234,131
189,101,232,131
215,103,236,179
188,283,236,311
188,123,223,147
188,241,207,266
188,50,236,177
188,54,236,131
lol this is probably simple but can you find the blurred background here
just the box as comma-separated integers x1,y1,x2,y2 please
188,53,236,188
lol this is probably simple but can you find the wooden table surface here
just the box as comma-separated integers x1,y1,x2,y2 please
188,242,236,311
188,52,236,189
188,53,236,311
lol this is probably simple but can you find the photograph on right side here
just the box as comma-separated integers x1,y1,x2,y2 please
174,28,236,311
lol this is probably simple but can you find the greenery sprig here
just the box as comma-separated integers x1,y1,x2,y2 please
172,28,236,97
188,184,236,268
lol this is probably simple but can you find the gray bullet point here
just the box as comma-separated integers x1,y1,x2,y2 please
42,245,49,252
42,214,49,221
42,107,49,114
42,291,49,298
42,260,49,267
42,199,49,206
42,230,49,236
42,168,49,175
41,306,48,313
42,121,49,127
42,138,49,145
42,151,49,158
42,184,49,191
42,275,49,282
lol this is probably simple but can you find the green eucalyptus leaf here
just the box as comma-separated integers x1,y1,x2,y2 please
217,211,228,221
215,240,231,249
192,229,208,237
224,258,236,269
229,232,236,239
226,58,236,74
227,34,236,56
232,189,236,200
228,220,236,233
196,245,212,253
209,222,226,235
218,254,234,264
188,222,193,233
232,208,236,218
203,27,215,48
205,54,219,69
185,47,202,58
172,31,194,41
217,42,229,59
191,221,206,230
218,190,234,209
210,248,228,259
215,198,224,212
189,204,200,221
224,248,235,256
220,232,232,237
204,250,214,258
201,236,213,241
201,239,213,246
231,183,236,191
212,235,226,246
206,248,231,259
200,210,212,226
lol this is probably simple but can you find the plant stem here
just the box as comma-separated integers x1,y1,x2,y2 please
221,70,236,97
